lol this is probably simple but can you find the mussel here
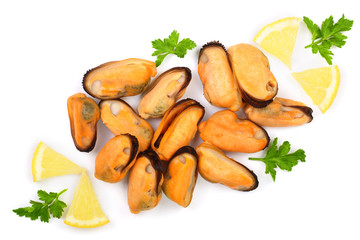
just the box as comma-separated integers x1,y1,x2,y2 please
83,58,157,99
67,93,100,152
196,142,258,191
151,98,205,161
95,134,139,183
162,146,198,208
244,97,313,127
198,41,243,111
138,67,192,119
198,110,269,153
128,150,163,214
100,99,154,151
227,43,278,107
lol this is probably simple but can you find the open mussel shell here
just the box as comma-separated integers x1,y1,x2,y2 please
162,146,198,208
198,41,243,111
67,93,100,152
198,110,269,153
100,99,154,151
95,134,139,183
196,142,258,191
138,67,192,119
128,150,163,214
151,98,205,161
83,58,157,100
244,97,313,127
227,43,278,107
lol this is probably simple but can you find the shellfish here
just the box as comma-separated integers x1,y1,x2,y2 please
196,142,258,191
95,134,139,183
198,110,269,153
227,43,278,107
128,150,163,214
138,67,191,119
162,146,198,208
151,99,205,161
67,93,100,152
198,41,243,111
83,58,157,99
100,99,154,151
244,97,313,127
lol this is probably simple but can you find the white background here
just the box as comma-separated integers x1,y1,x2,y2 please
1,0,359,239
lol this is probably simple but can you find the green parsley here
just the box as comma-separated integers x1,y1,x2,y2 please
249,138,306,182
13,189,67,223
151,30,197,67
303,14,353,65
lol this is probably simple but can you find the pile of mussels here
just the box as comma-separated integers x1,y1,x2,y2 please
67,41,313,214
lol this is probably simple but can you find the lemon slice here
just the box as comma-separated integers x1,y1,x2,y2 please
291,65,340,113
32,142,84,182
254,17,301,69
64,171,109,228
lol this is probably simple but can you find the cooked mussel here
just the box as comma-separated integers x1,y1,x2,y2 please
151,98,205,161
198,41,243,111
100,99,154,151
67,93,100,152
95,134,139,183
128,150,163,214
198,110,269,153
227,43,278,107
196,142,258,191
162,146,198,208
83,58,157,100
138,67,192,119
244,97,313,127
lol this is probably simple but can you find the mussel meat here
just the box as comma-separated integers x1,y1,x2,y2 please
196,142,258,191
100,99,154,151
83,58,157,99
244,97,313,127
95,134,139,183
128,150,163,214
67,93,100,152
198,41,243,111
227,43,278,107
198,110,269,153
138,67,192,119
151,98,205,161
162,146,198,208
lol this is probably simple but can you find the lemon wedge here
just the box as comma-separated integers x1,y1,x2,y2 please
64,171,109,228
291,65,340,113
32,142,84,182
254,17,301,69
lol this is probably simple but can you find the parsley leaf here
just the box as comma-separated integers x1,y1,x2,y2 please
13,189,67,223
151,30,197,67
249,138,306,181
304,15,353,65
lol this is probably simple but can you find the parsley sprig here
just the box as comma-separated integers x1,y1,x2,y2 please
151,30,197,67
13,189,67,223
249,138,306,182
303,15,353,65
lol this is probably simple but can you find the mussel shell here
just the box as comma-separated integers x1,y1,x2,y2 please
198,41,243,111
138,67,192,119
162,146,198,208
67,93,100,152
128,149,163,214
100,99,154,151
151,98,205,160
198,110,269,153
95,134,139,183
196,142,258,191
227,43,278,107
244,97,313,127
83,58,157,100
